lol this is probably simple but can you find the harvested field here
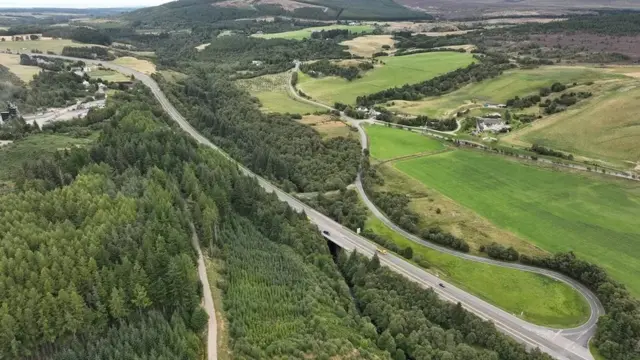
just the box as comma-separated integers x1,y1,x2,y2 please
300,115,354,139
0,53,39,82
340,35,395,57
112,57,156,74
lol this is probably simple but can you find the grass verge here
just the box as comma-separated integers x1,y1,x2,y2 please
365,215,590,328
204,256,231,360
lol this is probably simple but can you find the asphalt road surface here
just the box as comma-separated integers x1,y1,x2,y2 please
46,55,600,360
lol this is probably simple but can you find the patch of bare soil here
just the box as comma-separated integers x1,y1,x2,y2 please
300,115,352,138
532,33,640,60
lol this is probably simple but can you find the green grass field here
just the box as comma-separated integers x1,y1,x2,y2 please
394,150,640,295
236,72,323,114
504,82,640,166
364,125,445,160
251,24,375,40
365,215,590,327
297,52,475,105
387,66,623,117
0,133,96,181
89,69,129,82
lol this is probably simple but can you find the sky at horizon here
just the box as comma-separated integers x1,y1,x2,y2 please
0,0,170,8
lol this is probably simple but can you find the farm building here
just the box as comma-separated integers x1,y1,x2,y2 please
476,117,510,133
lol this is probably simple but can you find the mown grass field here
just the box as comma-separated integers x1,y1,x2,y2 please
365,215,590,327
112,56,156,74
394,150,640,296
364,124,445,160
0,53,40,82
387,66,623,117
375,162,549,256
0,133,96,181
251,24,375,40
89,69,129,82
297,51,475,105
236,72,323,114
0,39,92,54
503,82,640,167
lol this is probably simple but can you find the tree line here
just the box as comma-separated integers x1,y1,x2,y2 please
300,59,373,81
61,46,114,61
356,57,514,106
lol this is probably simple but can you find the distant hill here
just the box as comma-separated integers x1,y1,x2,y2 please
124,0,431,28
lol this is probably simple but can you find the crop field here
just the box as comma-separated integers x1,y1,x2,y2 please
394,150,640,295
0,53,39,82
364,124,445,160
297,51,474,105
236,72,323,114
387,66,623,117
251,24,375,40
365,216,590,327
503,82,640,167
0,39,92,54
112,56,156,74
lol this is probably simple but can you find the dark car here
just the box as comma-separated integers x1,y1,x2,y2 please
322,230,330,236
438,283,445,288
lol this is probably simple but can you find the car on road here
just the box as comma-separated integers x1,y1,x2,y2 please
438,283,445,288
322,230,330,236
376,247,388,255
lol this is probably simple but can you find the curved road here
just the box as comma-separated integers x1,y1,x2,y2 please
290,64,604,348
48,55,600,360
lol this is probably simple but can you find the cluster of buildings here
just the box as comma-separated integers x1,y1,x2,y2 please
474,112,511,134
0,103,18,123
356,106,381,118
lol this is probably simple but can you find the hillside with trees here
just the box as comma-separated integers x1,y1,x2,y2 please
161,74,362,192
123,0,430,29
